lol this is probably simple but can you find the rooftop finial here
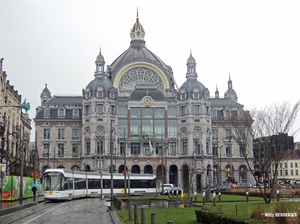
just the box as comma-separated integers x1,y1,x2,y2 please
136,7,139,21
0,58,3,71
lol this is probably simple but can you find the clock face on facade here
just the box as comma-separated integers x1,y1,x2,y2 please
143,96,152,107
118,67,164,91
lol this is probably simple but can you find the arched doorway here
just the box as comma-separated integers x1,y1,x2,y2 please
118,165,128,173
239,165,247,183
182,164,189,193
131,165,140,174
71,165,80,171
144,165,153,174
169,165,178,186
108,165,116,173
156,164,166,185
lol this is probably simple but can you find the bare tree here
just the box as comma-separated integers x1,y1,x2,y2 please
230,100,300,203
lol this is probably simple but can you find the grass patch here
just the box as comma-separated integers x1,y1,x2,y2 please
117,201,300,224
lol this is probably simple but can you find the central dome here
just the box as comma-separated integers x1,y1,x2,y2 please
110,14,169,78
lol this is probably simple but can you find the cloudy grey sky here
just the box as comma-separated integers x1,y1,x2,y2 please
1,0,300,141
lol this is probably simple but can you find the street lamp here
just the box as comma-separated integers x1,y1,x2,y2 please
218,145,223,192
110,117,114,205
0,122,4,164
161,136,164,194
95,138,104,198
123,129,127,195
228,136,232,178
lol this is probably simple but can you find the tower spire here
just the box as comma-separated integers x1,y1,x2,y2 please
215,84,219,98
0,58,3,72
130,10,145,41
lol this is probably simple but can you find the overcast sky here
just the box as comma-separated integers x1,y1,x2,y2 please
1,0,300,141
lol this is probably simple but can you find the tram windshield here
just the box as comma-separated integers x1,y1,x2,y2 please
44,172,64,191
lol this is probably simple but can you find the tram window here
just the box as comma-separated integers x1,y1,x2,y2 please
75,178,86,189
114,179,123,189
131,180,139,188
95,179,100,188
103,179,110,189
149,180,155,188
64,178,68,190
64,177,73,190
140,180,147,188
88,179,96,188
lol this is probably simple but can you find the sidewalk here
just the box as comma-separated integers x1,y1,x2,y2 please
0,196,43,216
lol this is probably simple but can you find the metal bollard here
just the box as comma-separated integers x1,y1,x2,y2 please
218,192,221,202
277,190,280,202
151,212,156,224
141,208,145,224
202,191,206,205
213,191,216,207
134,204,138,224
128,200,132,220
205,189,211,202
246,192,249,202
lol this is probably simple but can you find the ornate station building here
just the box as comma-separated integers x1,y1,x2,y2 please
34,14,253,193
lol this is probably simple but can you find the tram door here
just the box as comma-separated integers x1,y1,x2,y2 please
196,174,202,193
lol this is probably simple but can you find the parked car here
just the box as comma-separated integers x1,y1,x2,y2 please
162,187,172,195
157,183,174,194
210,185,231,193
164,187,183,195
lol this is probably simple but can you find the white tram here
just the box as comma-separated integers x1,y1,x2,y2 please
43,169,157,201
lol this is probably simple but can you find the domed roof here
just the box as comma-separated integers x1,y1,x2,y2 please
41,84,51,97
187,54,196,64
225,88,237,101
86,77,112,92
110,15,169,77
179,79,206,93
96,50,105,63
224,76,238,101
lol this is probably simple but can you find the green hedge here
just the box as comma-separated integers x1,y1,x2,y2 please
223,191,271,198
195,210,271,224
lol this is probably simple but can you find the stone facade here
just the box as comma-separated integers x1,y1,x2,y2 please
0,58,32,176
34,14,253,193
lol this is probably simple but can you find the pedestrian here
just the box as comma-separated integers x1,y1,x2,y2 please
32,185,37,200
